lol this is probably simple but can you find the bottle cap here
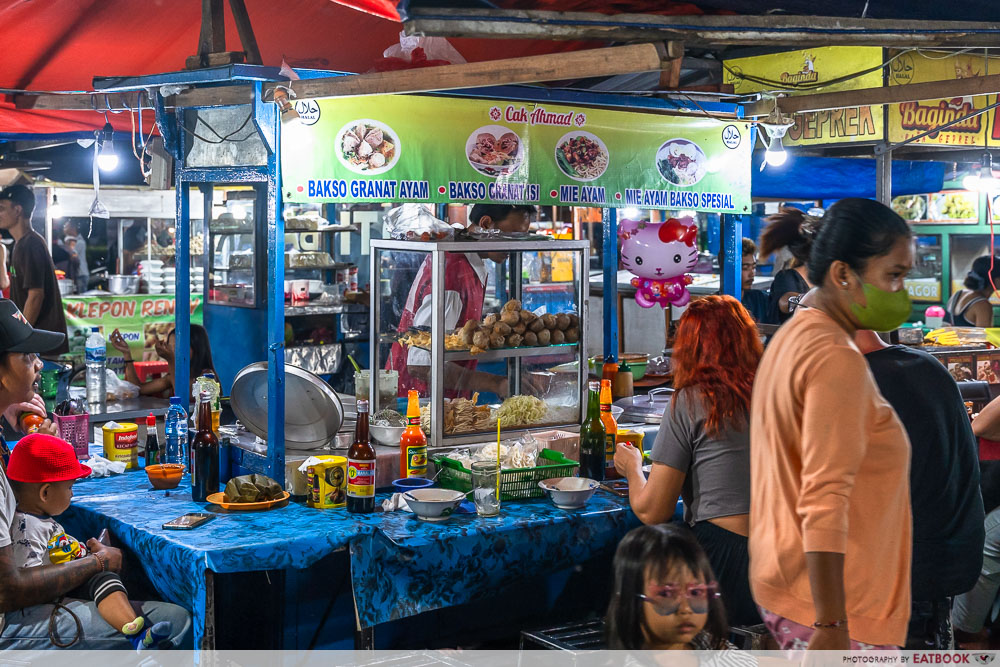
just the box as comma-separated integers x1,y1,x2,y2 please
169,396,181,405
146,412,155,426
92,326,99,332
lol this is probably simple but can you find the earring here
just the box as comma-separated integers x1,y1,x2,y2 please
841,281,848,286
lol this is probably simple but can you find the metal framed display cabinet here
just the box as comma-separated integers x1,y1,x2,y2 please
370,238,590,449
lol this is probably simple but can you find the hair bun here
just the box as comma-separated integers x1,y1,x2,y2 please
967,270,987,290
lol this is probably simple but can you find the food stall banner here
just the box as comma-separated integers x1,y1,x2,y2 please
724,47,884,146
280,94,751,213
888,50,1000,147
62,295,203,373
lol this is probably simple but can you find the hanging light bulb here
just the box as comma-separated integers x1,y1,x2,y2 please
273,87,300,125
759,102,795,170
963,152,1000,191
96,122,119,172
49,194,63,219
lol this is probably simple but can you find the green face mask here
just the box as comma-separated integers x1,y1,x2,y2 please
850,280,912,332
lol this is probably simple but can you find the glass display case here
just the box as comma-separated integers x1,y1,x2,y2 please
208,186,259,307
370,238,590,448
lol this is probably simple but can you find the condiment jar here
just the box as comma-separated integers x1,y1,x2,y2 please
612,361,634,400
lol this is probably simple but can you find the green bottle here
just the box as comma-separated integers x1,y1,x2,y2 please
579,380,606,481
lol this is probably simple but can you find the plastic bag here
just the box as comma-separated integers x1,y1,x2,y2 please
105,369,139,401
373,31,466,72
384,204,454,242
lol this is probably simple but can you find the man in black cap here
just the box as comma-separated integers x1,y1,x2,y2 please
0,185,68,354
0,299,192,649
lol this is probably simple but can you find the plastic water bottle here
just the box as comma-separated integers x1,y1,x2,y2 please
164,396,189,467
85,327,106,404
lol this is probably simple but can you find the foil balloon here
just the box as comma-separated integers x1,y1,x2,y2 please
619,218,697,308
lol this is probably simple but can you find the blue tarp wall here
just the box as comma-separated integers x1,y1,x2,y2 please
751,156,946,201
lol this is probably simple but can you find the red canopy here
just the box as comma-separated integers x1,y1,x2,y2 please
1,0,589,137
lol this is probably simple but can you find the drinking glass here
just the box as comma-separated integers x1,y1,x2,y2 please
355,370,370,403
471,461,501,517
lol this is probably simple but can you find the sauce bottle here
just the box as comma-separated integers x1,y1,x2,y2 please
399,390,428,478
601,355,618,383
579,380,606,481
347,399,377,513
144,412,160,467
599,379,619,479
191,391,219,502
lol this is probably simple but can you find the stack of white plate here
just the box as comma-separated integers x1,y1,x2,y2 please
139,260,165,294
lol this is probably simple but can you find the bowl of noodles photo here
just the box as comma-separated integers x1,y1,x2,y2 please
466,125,524,177
656,138,707,187
555,131,609,182
335,119,400,175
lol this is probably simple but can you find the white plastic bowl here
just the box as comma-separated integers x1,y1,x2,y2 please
539,477,599,509
403,488,466,521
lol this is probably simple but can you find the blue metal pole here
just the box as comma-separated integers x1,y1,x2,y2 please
175,181,191,404
258,85,285,482
721,214,744,300
602,208,618,362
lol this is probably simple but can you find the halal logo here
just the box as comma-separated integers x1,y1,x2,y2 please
890,53,915,85
294,100,320,126
722,125,742,149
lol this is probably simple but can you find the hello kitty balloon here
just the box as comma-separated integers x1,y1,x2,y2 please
619,218,697,308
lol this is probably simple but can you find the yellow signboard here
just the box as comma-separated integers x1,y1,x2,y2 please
724,47,884,146
888,50,999,147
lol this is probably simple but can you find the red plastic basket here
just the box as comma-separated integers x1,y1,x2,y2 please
55,413,90,460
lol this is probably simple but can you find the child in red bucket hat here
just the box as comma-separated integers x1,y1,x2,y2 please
7,434,171,650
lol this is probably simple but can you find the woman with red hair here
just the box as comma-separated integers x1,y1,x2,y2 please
614,295,763,627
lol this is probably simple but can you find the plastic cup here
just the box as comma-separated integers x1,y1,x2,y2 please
471,461,501,517
355,369,370,403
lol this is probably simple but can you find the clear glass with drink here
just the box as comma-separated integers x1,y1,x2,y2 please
471,461,501,517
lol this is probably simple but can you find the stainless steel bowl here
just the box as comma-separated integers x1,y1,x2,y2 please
108,275,139,295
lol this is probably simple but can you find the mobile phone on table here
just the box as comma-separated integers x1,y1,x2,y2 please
162,513,215,530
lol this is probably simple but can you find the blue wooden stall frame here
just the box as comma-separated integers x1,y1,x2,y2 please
141,65,745,482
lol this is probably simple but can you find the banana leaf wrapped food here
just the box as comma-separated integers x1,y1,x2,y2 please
223,474,284,503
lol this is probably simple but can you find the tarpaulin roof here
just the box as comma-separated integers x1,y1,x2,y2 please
752,157,946,200
0,0,587,138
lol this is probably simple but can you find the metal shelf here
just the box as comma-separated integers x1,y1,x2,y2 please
285,304,345,316
409,342,579,362
286,225,357,234
371,238,589,253
285,262,351,271
209,229,254,235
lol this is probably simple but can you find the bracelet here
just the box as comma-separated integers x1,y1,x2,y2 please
124,359,134,365
812,619,848,629
93,551,107,573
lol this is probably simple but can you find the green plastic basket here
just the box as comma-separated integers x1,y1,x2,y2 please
434,448,580,501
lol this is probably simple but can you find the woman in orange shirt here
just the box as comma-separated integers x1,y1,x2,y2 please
750,198,914,650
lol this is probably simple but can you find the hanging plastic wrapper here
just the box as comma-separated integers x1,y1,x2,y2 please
383,204,454,241
373,31,466,72
89,138,110,220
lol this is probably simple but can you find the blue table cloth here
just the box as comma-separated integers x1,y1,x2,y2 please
62,470,638,647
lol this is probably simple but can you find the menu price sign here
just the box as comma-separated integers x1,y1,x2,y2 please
280,94,750,213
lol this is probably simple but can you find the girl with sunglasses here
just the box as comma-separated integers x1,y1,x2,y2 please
606,524,730,650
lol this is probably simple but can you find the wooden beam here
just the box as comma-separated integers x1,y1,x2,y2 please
263,43,674,100
404,7,1000,48
198,0,226,56
744,72,1000,117
659,44,684,90
12,85,252,111
228,0,263,66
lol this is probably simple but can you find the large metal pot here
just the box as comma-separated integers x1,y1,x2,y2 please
57,279,75,296
108,275,139,295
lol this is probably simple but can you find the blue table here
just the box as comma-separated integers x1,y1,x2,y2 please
62,470,638,649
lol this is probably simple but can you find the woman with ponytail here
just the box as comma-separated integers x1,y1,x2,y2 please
945,256,1000,327
759,208,821,324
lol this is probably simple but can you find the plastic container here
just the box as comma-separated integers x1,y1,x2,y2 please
85,327,106,404
55,413,90,460
164,396,189,467
435,449,579,501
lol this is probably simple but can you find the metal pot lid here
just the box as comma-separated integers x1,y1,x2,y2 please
230,362,344,450
614,387,673,423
